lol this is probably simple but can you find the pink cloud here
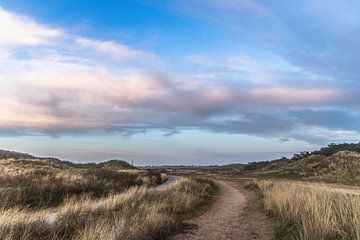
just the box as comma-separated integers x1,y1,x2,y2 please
0,5,353,140
246,87,343,106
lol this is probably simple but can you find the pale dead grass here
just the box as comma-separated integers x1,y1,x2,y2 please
0,177,215,240
0,159,161,209
249,180,360,240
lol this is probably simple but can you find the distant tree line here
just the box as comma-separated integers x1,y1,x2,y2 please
291,142,360,161
243,142,360,171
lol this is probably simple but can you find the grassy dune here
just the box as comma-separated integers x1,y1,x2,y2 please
0,153,216,240
270,151,360,185
0,158,161,209
248,180,360,240
0,177,215,240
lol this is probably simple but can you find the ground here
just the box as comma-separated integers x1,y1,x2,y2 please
172,178,275,240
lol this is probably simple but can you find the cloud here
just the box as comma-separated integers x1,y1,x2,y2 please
0,53,345,136
0,5,359,146
0,7,62,50
291,109,360,132
184,54,284,86
226,56,279,84
246,87,342,106
165,0,360,88
76,38,147,60
259,1,360,86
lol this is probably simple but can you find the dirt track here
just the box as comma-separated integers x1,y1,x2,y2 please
47,176,181,224
172,180,274,240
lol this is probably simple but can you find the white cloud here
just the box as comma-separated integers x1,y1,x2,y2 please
227,56,279,84
0,7,62,49
76,38,146,60
0,6,162,133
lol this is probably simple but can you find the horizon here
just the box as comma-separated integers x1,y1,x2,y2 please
2,141,357,166
1,1,360,165
0,147,294,166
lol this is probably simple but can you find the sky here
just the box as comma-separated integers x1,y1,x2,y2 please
0,0,359,165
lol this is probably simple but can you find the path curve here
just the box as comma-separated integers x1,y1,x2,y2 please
155,175,182,191
47,175,182,224
173,180,274,240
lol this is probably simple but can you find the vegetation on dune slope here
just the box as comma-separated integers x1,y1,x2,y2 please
0,157,161,209
0,151,217,240
240,144,360,239
247,180,360,240
243,142,360,173
242,150,360,186
272,151,360,184
294,142,360,159
0,177,215,240
0,150,37,160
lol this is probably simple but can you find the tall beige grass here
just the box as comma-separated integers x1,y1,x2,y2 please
0,159,162,209
0,177,214,240
250,180,360,240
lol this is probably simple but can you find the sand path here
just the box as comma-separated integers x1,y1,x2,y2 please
173,179,274,240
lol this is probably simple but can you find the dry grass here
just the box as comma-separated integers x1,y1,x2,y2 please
0,177,215,240
0,158,162,209
248,180,360,240
245,151,360,186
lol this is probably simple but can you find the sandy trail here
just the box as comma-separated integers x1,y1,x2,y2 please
46,175,182,224
155,175,182,191
173,180,274,240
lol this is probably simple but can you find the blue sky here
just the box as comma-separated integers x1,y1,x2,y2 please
0,0,359,165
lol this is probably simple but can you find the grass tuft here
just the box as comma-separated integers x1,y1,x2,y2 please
0,177,215,240
248,180,360,240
